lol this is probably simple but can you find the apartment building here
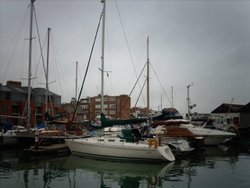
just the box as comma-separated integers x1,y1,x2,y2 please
0,81,62,127
79,94,131,121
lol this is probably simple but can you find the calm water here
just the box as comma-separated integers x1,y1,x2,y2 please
0,145,250,188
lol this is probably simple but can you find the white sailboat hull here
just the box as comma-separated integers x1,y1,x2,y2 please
65,137,175,162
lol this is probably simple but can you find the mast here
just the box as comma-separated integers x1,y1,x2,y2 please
101,0,106,114
171,86,174,108
27,0,35,128
75,61,78,100
160,93,162,110
187,83,196,120
45,27,51,113
187,84,190,120
187,83,192,120
146,37,150,117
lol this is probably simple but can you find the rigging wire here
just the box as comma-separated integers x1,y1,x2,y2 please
114,0,136,75
72,11,103,121
33,31,47,83
150,63,172,106
1,6,29,83
34,6,55,116
33,6,47,83
114,0,146,103
50,32,69,101
134,78,147,108
118,62,146,116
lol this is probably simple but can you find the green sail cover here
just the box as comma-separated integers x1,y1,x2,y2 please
100,113,147,127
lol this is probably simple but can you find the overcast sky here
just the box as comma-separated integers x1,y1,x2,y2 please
1,0,250,115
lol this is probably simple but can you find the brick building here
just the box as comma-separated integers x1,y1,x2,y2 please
78,94,131,121
0,81,62,128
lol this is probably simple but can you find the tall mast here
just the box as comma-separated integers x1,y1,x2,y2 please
101,0,106,114
146,37,150,117
27,0,35,128
75,61,78,100
171,86,174,108
187,83,191,120
45,27,51,112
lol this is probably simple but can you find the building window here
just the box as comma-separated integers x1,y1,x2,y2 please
12,106,19,114
109,110,116,115
83,104,89,109
36,107,42,115
95,104,101,109
95,98,101,102
109,97,116,102
1,105,8,114
109,104,116,108
95,111,101,116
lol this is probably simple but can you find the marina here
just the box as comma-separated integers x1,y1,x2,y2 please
1,0,250,187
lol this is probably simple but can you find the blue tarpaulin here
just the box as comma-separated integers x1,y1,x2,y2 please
37,123,45,129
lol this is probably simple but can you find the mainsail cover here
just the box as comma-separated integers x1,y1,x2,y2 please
100,113,147,127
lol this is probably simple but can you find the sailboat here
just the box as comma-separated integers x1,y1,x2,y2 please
12,1,85,150
65,0,175,163
0,0,36,146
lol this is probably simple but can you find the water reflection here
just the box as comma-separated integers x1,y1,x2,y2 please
0,145,249,188
63,155,174,188
0,149,175,188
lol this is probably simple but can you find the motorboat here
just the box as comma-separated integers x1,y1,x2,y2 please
181,123,237,145
195,115,239,135
152,119,236,146
65,136,175,163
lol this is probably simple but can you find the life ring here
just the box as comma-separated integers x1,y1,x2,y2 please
148,139,159,149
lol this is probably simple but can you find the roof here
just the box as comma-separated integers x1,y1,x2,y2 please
33,88,59,96
11,86,29,94
0,85,13,92
0,82,60,97
211,103,244,113
240,102,250,113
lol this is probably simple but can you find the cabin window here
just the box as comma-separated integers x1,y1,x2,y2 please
108,139,115,142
